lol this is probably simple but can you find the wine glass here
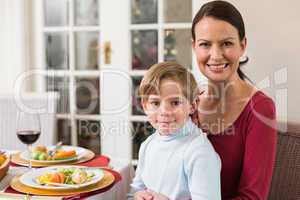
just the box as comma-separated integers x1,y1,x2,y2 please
16,112,41,170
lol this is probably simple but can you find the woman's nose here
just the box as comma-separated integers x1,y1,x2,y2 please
210,45,223,60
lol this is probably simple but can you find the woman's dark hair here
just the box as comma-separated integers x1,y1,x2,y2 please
192,0,250,81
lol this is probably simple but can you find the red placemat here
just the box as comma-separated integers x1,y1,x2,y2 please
78,155,110,167
6,155,122,200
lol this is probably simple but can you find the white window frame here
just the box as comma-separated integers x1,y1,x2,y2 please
32,0,206,164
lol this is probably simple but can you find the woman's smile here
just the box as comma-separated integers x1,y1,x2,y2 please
206,63,229,73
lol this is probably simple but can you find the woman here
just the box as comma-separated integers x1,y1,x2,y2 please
134,1,277,199
191,1,277,199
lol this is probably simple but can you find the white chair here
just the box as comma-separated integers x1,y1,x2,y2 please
0,92,59,151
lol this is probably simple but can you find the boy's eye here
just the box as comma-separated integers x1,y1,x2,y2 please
150,101,160,107
171,100,181,106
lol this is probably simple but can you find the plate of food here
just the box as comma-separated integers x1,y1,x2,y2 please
19,166,104,190
20,145,86,163
0,152,10,181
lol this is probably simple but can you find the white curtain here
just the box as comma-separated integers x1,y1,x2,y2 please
0,0,29,94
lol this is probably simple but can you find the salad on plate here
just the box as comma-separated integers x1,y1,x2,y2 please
20,166,104,189
19,145,86,163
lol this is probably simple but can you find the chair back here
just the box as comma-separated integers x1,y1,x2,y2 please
268,123,300,200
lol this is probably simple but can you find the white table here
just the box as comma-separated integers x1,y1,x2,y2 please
87,159,135,200
0,154,135,200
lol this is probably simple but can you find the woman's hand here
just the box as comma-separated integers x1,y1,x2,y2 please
146,190,169,200
134,190,153,200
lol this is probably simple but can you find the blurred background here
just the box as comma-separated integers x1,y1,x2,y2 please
0,0,299,164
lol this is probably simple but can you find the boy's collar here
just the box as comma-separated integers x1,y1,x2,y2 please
155,118,197,141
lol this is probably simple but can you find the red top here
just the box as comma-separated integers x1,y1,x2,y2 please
208,91,277,200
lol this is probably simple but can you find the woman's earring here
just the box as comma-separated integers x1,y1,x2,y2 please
240,50,248,63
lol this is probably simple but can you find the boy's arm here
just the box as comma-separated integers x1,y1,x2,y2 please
184,138,221,200
127,165,146,200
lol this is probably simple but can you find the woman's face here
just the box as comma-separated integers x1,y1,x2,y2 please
192,17,246,83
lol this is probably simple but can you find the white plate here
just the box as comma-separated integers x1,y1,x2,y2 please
19,166,104,190
20,146,86,163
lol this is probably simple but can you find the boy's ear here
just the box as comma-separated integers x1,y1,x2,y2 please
189,99,197,115
141,99,147,112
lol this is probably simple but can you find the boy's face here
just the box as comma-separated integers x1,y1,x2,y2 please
142,79,192,135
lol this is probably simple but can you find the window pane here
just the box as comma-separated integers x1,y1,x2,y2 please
75,78,100,114
45,33,69,70
163,0,192,23
131,30,158,70
164,29,192,69
77,119,101,154
74,0,99,26
46,76,70,113
132,121,155,159
44,0,68,26
75,32,99,70
57,119,71,145
132,76,144,115
131,0,157,24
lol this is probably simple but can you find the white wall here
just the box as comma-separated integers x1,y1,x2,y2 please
0,0,27,94
232,0,300,123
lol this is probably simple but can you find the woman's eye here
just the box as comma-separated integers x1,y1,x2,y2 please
199,43,210,48
223,41,233,47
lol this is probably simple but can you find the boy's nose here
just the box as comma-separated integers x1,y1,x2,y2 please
159,102,172,115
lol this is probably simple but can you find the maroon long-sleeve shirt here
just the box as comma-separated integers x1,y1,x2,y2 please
208,91,277,200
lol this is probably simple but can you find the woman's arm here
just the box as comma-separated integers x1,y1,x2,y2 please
231,98,277,200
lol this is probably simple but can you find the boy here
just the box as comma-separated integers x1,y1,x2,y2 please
128,62,221,200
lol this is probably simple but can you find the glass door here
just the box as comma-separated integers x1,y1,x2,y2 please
129,0,196,165
34,0,102,154
33,0,203,162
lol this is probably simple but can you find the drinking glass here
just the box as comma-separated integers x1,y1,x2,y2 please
16,112,41,170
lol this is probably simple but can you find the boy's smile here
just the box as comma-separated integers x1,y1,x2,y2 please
142,79,193,135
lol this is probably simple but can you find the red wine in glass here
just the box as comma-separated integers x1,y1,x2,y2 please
17,130,41,145
16,112,41,170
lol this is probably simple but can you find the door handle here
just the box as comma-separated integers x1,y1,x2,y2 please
104,41,112,64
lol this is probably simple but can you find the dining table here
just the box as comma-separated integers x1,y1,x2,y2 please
0,150,135,200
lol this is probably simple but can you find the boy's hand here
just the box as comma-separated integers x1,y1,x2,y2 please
134,190,154,200
146,190,169,200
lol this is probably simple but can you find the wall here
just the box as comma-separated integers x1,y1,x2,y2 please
0,0,26,94
233,0,300,123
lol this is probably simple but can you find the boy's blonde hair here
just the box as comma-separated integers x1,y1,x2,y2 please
139,62,198,103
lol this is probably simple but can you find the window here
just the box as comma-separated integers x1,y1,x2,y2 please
34,0,196,164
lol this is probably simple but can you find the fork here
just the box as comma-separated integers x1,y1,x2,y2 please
48,141,63,157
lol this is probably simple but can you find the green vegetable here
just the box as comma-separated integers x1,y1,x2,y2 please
31,152,41,160
53,155,76,160
38,152,47,160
